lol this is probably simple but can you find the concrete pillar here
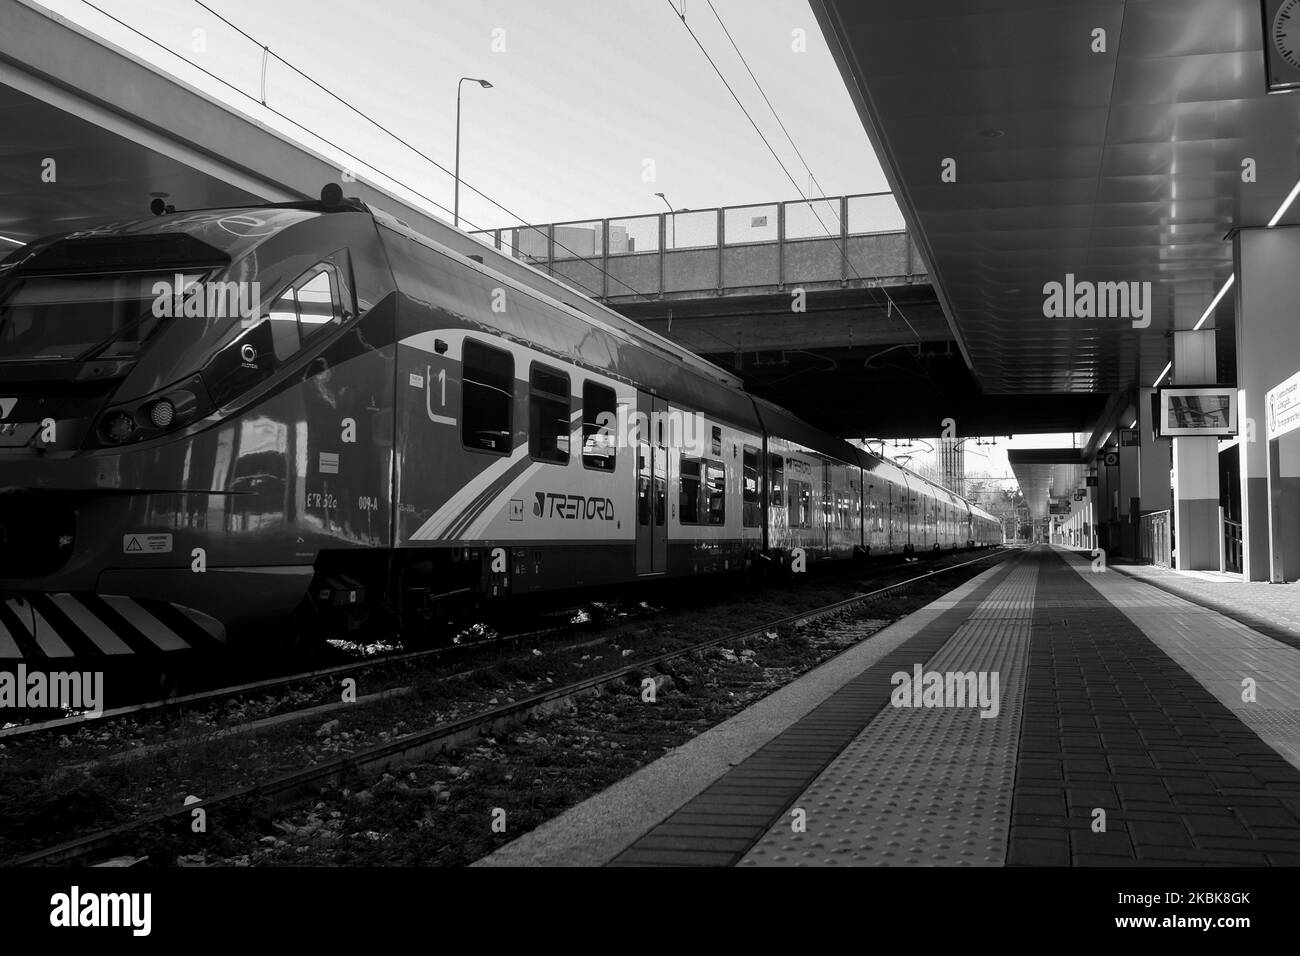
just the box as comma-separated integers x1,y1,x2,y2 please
1136,386,1172,565
1236,227,1300,581
1171,330,1219,570
1119,433,1140,558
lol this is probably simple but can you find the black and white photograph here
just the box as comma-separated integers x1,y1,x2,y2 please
0,0,1297,938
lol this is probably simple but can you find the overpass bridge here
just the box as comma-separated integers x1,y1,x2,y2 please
470,197,1105,436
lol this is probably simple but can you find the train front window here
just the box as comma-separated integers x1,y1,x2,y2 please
0,272,198,362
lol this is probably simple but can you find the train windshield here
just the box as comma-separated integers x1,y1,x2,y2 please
0,272,200,362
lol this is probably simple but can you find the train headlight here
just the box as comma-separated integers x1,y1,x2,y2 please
102,411,136,443
87,375,210,449
147,399,176,428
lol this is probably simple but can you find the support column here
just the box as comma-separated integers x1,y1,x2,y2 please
1236,227,1300,581
1119,432,1139,559
1138,387,1172,520
1171,330,1219,570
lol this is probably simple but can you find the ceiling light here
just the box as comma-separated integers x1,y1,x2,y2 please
1268,178,1300,227
1192,274,1234,331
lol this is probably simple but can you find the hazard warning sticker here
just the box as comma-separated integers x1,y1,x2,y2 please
123,533,173,554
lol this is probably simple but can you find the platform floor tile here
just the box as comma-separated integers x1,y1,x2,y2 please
1006,549,1300,867
1063,549,1300,772
1110,562,1300,653
739,562,1038,866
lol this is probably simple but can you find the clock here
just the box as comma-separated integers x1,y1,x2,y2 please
1264,0,1300,92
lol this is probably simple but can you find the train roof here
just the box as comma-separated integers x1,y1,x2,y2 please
3,206,323,272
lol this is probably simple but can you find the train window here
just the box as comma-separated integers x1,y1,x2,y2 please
638,445,651,526
711,426,722,457
788,480,812,528
769,455,785,507
266,289,300,362
0,272,184,362
581,382,617,471
297,268,340,340
529,363,570,464
462,339,513,455
742,446,760,528
706,461,725,525
261,263,344,358
680,458,702,524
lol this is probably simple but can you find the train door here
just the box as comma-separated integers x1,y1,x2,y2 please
823,461,833,555
635,392,667,574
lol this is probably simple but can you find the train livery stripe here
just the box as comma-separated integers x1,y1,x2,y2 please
6,598,74,658
408,450,518,541
408,442,534,542
76,595,166,656
140,599,225,648
98,596,190,651
25,595,106,658
48,594,134,655
0,600,45,659
0,617,21,658
443,455,540,541
173,605,227,643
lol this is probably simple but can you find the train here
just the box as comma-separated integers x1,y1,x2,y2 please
0,184,1001,654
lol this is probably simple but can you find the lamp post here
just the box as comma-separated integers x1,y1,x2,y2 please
455,77,493,228
653,192,688,249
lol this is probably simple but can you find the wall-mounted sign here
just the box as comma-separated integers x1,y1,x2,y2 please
1120,428,1140,447
1103,451,1120,467
1267,370,1300,440
1086,475,1098,486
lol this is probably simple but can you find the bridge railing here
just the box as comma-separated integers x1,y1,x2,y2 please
468,193,925,302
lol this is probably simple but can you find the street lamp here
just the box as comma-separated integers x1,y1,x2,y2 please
454,77,493,228
653,192,688,249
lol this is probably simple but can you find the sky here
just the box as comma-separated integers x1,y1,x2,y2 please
37,0,890,231
29,0,1072,483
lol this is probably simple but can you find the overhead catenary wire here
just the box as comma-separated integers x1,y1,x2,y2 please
72,0,659,306
185,0,662,304
670,0,922,343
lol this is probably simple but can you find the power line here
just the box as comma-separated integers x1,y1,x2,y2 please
704,0,830,201
676,0,920,343
72,0,656,305
186,0,654,301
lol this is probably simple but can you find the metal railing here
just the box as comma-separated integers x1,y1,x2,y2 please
468,193,922,301
1138,510,1172,569
1222,517,1243,574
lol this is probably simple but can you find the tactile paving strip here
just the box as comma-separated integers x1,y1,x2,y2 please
606,555,1025,867
740,562,1038,866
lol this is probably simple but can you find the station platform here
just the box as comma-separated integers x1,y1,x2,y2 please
478,545,1300,867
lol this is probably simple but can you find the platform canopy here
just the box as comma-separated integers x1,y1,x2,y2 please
812,0,1297,407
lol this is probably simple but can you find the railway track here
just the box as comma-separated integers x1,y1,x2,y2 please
0,548,972,745
13,547,1012,867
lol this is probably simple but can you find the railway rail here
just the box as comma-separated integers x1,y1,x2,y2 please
13,547,1012,867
